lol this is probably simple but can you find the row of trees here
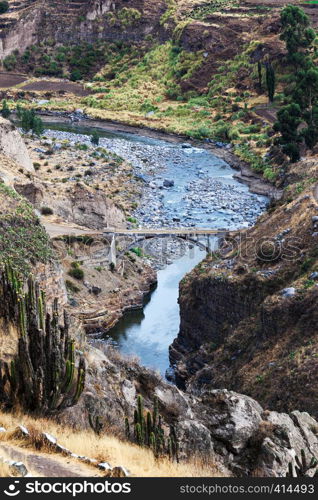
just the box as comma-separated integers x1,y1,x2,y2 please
1,101,44,135
274,5,318,162
1,101,101,144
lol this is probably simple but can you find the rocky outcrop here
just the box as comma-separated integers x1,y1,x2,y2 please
0,118,33,174
60,344,318,477
15,181,125,230
0,2,42,59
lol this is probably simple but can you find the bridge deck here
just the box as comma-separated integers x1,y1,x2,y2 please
103,228,229,235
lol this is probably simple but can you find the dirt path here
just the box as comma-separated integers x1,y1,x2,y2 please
21,80,89,97
0,73,27,89
0,443,102,477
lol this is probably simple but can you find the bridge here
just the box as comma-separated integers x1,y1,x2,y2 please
103,228,230,267
44,220,232,268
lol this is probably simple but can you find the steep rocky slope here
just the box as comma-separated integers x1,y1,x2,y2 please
170,170,318,418
0,117,33,173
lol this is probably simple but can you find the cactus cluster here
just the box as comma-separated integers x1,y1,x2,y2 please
88,414,104,435
287,450,318,477
0,266,86,413
125,395,179,461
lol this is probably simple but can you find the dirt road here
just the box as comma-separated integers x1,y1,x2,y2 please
0,443,102,477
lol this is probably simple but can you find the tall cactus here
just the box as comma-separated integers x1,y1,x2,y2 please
0,266,86,413
127,394,179,461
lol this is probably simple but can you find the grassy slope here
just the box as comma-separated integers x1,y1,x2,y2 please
3,1,313,185
0,411,222,477
0,182,52,276
2,1,286,181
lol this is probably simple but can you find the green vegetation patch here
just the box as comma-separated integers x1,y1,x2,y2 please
190,1,239,20
6,42,110,81
0,183,52,276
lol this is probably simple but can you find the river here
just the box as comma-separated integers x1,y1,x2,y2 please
41,120,267,377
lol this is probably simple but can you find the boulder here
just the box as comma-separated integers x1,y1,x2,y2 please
202,390,263,454
15,425,29,438
251,410,318,477
98,462,112,471
281,287,296,298
42,433,57,446
110,466,129,477
56,444,72,456
7,460,28,477
200,391,318,477
163,179,174,188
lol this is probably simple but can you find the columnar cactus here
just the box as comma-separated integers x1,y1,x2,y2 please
129,394,179,461
0,266,86,413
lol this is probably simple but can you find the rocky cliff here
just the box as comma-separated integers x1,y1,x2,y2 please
0,117,33,173
170,175,318,419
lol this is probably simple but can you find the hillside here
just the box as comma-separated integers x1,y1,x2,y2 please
0,0,316,183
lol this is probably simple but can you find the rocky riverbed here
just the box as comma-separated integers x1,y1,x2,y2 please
41,126,268,231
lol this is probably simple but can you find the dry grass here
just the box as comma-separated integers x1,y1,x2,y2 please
0,411,223,477
0,461,13,477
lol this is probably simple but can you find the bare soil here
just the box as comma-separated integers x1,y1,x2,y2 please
0,73,27,89
20,80,90,96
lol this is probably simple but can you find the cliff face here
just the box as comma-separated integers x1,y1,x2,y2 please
171,181,318,418
0,1,42,59
0,0,167,52
0,1,281,72
0,118,33,174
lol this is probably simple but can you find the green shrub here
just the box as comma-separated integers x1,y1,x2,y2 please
40,206,53,216
68,263,84,280
3,54,17,71
70,69,83,81
91,130,100,146
127,216,137,224
131,247,143,257
186,126,211,140
65,280,80,293
0,2,9,15
20,108,44,136
1,100,10,119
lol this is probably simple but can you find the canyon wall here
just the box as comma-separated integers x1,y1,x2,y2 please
170,187,318,418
